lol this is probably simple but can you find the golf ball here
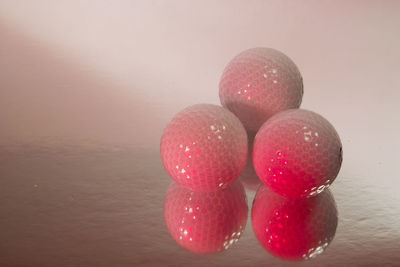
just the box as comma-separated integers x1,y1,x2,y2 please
164,181,248,254
253,109,343,199
160,104,248,192
219,47,303,134
251,185,338,261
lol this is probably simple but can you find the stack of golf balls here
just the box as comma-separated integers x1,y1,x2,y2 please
161,47,342,199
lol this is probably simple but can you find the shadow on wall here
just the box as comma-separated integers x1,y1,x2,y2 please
0,20,161,147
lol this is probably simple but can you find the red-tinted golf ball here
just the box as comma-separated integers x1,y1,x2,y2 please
251,185,338,261
164,181,248,254
219,47,303,134
253,109,342,199
161,104,248,192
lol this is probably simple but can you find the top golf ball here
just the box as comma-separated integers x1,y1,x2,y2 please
160,104,248,192
253,109,343,199
219,47,303,133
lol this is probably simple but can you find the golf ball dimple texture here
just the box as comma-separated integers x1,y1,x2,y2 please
164,181,248,254
253,109,343,199
161,104,248,192
251,185,338,261
219,47,303,133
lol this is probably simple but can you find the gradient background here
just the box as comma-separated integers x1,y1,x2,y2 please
0,1,399,266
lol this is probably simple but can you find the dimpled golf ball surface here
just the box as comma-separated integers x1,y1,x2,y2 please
219,47,303,133
161,104,248,192
251,185,338,261
253,109,343,199
164,181,248,254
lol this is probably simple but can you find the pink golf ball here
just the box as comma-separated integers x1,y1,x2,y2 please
164,181,248,254
219,47,303,134
160,104,248,192
253,109,343,199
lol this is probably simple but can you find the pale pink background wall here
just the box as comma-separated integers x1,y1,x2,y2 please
1,1,398,145
0,2,398,172
2,0,399,185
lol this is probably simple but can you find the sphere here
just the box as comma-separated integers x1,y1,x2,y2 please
251,185,338,261
253,109,342,198
219,47,303,134
164,181,248,254
160,104,248,192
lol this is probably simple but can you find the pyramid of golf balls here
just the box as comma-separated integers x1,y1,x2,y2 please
161,47,342,198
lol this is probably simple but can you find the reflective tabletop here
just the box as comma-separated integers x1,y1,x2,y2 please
1,140,399,266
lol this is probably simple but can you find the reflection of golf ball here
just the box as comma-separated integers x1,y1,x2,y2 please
219,47,303,133
253,109,342,199
164,181,248,254
252,185,338,261
160,104,248,192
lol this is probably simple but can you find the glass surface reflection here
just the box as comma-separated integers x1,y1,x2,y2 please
164,181,248,254
252,185,338,261
238,155,262,191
